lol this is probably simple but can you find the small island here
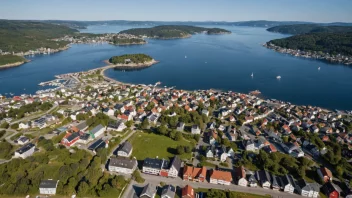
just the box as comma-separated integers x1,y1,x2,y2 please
108,54,158,69
0,55,28,68
111,37,146,45
120,25,231,39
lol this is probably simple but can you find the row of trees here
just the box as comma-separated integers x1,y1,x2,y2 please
0,101,53,120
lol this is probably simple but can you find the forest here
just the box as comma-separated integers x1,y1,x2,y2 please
269,32,352,56
0,20,77,53
0,55,27,66
120,25,230,39
267,24,352,35
109,54,153,64
111,37,146,45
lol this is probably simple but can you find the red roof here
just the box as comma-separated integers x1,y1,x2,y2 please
182,185,194,198
210,170,232,182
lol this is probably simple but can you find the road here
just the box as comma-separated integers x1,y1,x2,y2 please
10,104,58,125
123,173,302,198
1,128,19,145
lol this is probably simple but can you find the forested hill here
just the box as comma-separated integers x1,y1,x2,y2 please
267,24,352,35
109,54,153,64
0,20,78,53
268,32,352,56
119,25,230,39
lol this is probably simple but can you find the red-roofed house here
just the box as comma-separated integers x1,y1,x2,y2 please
182,185,195,198
183,166,206,182
210,169,232,185
318,167,333,183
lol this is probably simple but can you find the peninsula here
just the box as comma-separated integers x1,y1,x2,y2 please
108,54,158,69
119,25,231,39
0,55,28,68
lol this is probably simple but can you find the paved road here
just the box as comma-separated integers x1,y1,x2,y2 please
133,173,302,198
10,104,58,125
1,128,19,145
107,129,138,158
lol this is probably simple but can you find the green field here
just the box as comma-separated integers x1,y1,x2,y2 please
130,132,193,160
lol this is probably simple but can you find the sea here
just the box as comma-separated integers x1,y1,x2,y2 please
0,25,352,110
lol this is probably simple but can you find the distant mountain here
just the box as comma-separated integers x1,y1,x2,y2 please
267,24,352,35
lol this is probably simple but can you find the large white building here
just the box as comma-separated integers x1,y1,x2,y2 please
108,157,137,174
39,180,59,195
117,142,133,157
15,143,35,159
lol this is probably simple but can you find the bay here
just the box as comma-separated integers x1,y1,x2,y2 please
0,25,351,110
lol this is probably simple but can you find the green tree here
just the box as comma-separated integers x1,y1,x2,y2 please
176,145,185,155
175,132,183,141
141,119,149,130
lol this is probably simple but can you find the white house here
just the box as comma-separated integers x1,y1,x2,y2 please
39,180,59,195
18,122,30,129
107,121,126,132
15,143,35,159
89,124,105,139
16,136,30,145
191,125,201,134
281,175,295,194
168,156,181,178
108,157,137,174
236,166,248,187
117,142,133,157
210,170,232,185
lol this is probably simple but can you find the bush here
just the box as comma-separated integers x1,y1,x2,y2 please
132,170,145,183
10,123,19,129
0,122,9,129
0,130,6,138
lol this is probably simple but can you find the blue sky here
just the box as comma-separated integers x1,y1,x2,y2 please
1,0,351,22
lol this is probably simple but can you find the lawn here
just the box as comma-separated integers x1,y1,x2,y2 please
129,132,193,160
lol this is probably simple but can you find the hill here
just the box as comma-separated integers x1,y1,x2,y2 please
0,20,78,53
268,32,352,56
267,24,352,35
119,25,230,39
0,55,27,67
109,54,153,64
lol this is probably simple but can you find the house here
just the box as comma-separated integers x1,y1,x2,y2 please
15,143,35,159
161,185,176,198
202,109,209,116
247,173,258,187
88,138,108,152
317,167,333,183
210,169,232,185
243,139,256,152
271,175,281,191
168,156,182,178
61,132,80,146
15,136,30,145
76,121,88,131
256,170,271,189
280,175,295,193
236,166,248,187
39,180,59,195
322,182,341,198
177,122,185,132
142,158,169,176
89,124,105,139
182,185,195,198
191,125,201,134
107,120,126,132
294,179,320,198
117,141,133,157
108,157,137,174
183,165,207,182
140,183,157,198
18,122,30,129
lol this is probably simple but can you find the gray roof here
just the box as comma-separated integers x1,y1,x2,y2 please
161,185,176,198
109,157,137,169
16,143,35,154
143,158,169,170
76,121,88,130
140,183,157,198
119,141,133,154
39,180,58,188
169,156,181,171
90,124,104,135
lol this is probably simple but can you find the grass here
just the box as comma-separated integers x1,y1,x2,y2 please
195,188,271,198
129,132,193,160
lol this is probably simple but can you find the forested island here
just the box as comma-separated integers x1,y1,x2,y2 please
110,36,146,45
267,24,352,35
120,25,231,39
0,55,28,68
108,54,158,69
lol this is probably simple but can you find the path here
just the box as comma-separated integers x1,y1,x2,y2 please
10,104,58,125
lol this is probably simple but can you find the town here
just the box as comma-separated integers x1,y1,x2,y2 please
0,66,352,198
264,43,352,66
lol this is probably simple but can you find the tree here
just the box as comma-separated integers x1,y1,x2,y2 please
132,170,145,183
141,119,149,130
184,146,192,153
0,122,9,129
157,125,168,135
175,132,183,141
176,146,185,155
207,189,227,198
125,120,133,128
77,181,90,196
10,123,19,129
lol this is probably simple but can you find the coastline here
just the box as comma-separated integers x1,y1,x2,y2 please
103,59,159,69
0,60,31,69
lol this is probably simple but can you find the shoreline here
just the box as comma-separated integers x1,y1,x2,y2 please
0,60,31,69
103,59,160,69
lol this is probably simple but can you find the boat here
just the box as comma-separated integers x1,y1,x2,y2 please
250,90,261,95
276,76,281,79
318,67,321,70
185,56,187,58
251,72,254,77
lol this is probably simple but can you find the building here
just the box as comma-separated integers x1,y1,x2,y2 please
107,120,127,132
89,124,105,139
161,185,176,198
247,173,258,187
142,158,169,176
209,169,232,185
39,180,59,195
168,156,182,178
108,157,137,174
182,185,195,198
15,143,35,159
256,170,271,189
140,183,157,198
243,139,256,152
183,165,207,182
236,166,248,187
322,182,341,198
191,125,201,134
280,175,295,193
294,179,320,198
177,122,185,132
317,167,333,183
117,141,133,157
271,175,281,191
16,136,30,145
61,132,80,146
88,138,108,152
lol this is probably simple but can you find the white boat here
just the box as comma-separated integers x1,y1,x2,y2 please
318,67,321,70
276,76,281,79
185,56,187,58
251,72,254,77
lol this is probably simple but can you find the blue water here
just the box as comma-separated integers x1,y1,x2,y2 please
0,25,352,110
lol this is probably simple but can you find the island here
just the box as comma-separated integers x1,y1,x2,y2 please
110,35,146,45
119,25,231,39
0,55,28,68
108,54,158,69
264,32,352,65
267,24,352,35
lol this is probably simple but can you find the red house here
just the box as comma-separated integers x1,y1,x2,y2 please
183,165,207,182
323,182,340,198
182,185,195,198
61,132,80,146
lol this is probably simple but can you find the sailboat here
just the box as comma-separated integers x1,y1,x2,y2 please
185,55,187,58
318,67,321,70
251,72,254,77
276,76,281,79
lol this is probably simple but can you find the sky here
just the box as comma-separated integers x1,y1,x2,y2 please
0,0,351,23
